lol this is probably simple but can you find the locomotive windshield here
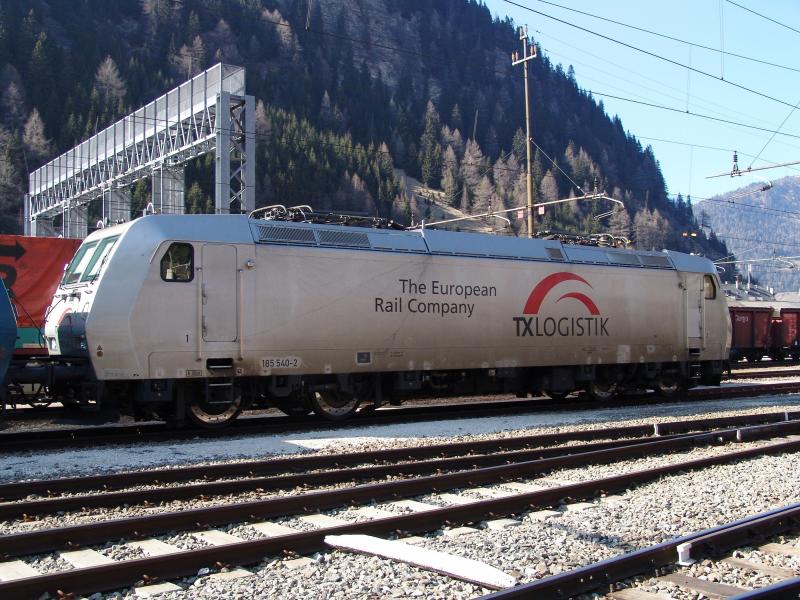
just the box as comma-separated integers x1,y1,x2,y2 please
61,235,120,285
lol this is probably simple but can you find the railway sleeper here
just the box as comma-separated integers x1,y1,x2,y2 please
0,435,798,600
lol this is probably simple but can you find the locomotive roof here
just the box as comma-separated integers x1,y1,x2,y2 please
93,214,717,275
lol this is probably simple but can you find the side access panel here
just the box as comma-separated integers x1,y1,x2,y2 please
201,244,238,342
684,273,703,348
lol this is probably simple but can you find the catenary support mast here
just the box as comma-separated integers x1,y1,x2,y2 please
512,26,537,238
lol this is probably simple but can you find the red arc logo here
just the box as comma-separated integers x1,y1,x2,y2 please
523,272,600,315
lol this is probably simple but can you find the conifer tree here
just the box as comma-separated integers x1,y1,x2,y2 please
418,100,442,187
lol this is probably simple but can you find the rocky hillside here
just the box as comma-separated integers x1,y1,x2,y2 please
696,176,800,292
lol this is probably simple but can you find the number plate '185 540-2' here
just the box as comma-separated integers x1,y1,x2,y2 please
261,357,302,370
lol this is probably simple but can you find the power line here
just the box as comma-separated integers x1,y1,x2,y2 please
521,0,800,74
725,0,800,37
66,16,800,175
503,0,800,110
583,90,800,141
638,135,800,175
748,98,800,168
24,8,800,219
538,35,800,138
711,232,800,249
696,196,800,222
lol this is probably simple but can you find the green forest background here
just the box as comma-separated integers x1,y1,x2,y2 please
0,0,732,262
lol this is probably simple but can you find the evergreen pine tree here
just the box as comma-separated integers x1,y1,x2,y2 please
418,100,443,187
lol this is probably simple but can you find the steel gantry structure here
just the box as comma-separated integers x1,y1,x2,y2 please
24,63,255,237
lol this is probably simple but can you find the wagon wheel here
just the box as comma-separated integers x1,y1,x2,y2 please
309,390,360,421
653,375,684,398
9,383,52,409
587,380,618,401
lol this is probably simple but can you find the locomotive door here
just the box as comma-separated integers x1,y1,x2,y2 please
684,273,703,347
201,244,238,342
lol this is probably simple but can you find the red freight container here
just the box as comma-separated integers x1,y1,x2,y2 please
729,305,773,361
779,308,800,358
0,235,81,355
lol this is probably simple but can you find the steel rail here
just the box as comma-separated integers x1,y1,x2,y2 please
0,396,579,450
694,382,800,397
1,435,799,599
2,421,800,560
731,362,800,371
0,423,656,499
725,369,800,380
0,435,685,519
729,577,800,599
482,503,800,599
3,411,798,516
1,410,795,501
1,381,798,453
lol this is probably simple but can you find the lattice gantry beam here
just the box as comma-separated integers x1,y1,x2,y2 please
24,63,255,237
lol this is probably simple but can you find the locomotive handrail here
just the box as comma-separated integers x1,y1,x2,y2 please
248,205,287,219
410,193,625,230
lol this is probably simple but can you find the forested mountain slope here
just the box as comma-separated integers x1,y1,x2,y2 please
696,176,800,292
0,0,729,258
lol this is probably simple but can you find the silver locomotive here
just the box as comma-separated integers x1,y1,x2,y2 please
44,208,730,426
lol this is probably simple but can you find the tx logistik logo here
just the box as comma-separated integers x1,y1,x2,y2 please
513,272,609,337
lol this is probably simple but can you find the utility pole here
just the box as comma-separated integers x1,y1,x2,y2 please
512,26,537,238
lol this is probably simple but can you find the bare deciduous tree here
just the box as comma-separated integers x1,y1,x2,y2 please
22,107,52,163
94,56,126,101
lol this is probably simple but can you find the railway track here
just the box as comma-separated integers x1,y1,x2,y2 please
726,368,800,380
2,380,800,453
0,414,798,598
0,409,795,516
484,503,800,599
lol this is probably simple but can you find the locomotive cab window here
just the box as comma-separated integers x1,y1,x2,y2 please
703,274,717,299
160,243,194,282
81,235,119,282
62,240,98,285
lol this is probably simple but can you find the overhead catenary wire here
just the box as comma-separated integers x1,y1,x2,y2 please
26,6,800,224
725,0,800,37
709,233,800,249
30,10,800,181
34,114,800,221
503,0,800,110
516,0,800,74
536,36,800,141
747,98,800,169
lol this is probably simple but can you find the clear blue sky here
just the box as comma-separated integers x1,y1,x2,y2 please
484,0,800,202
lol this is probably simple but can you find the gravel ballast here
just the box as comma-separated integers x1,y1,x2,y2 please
2,394,800,599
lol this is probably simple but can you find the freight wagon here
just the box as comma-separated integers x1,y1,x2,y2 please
728,300,800,362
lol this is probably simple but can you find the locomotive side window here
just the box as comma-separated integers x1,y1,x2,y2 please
703,275,717,299
160,243,194,282
62,241,98,285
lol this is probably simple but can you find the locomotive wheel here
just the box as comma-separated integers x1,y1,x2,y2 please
654,376,683,398
587,381,618,401
185,382,243,428
310,390,360,420
544,390,569,401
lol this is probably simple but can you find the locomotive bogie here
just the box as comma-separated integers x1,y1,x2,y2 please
42,215,730,425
